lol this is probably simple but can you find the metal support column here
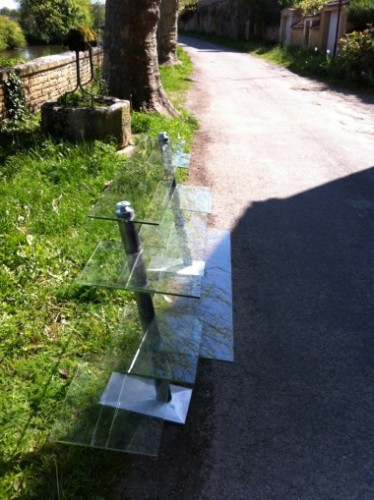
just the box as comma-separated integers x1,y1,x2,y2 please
116,201,171,402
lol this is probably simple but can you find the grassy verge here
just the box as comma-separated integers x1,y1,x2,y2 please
181,31,374,92
0,47,197,499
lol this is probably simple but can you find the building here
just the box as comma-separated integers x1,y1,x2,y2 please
279,0,350,53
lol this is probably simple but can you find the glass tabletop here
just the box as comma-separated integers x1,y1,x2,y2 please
89,181,212,225
135,134,190,170
108,305,203,385
77,206,208,297
49,354,167,455
75,239,204,298
153,228,234,362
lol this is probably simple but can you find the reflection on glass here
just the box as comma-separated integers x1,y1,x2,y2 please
76,208,208,298
108,306,202,385
171,185,212,214
154,228,234,362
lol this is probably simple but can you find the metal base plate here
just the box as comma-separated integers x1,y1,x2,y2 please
100,373,193,424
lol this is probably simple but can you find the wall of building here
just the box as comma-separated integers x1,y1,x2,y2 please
283,3,349,52
0,48,103,118
308,28,321,50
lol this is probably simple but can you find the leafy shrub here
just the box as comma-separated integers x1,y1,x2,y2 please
18,0,93,44
63,25,97,51
297,0,330,16
348,0,374,30
179,0,198,21
0,15,26,51
1,70,29,134
338,25,374,83
0,56,25,67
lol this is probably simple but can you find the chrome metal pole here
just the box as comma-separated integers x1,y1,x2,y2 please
116,201,171,402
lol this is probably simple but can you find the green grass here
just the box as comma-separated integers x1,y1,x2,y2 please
0,47,197,499
160,45,194,97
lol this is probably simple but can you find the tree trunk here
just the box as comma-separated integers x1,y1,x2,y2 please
158,0,179,65
104,0,178,116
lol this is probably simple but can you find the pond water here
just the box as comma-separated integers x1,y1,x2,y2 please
0,45,68,62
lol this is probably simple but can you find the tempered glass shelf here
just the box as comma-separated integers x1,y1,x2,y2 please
108,305,203,384
135,135,191,170
76,240,203,298
50,354,166,456
89,178,171,225
140,208,208,259
89,181,212,224
153,228,234,362
171,185,212,214
79,206,209,297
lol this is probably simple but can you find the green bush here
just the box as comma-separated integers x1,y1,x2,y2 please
348,0,374,30
0,15,26,51
338,25,374,83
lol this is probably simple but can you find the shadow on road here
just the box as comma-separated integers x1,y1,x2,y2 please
115,165,374,499
230,164,374,496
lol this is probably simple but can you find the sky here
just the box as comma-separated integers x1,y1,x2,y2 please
1,0,105,8
1,0,18,9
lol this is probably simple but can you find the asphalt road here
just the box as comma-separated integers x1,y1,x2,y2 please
116,36,374,500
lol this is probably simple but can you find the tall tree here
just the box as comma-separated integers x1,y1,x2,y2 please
0,15,26,50
158,0,179,65
18,0,93,44
104,0,178,116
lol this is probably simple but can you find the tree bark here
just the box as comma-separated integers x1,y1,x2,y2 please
158,0,179,66
104,0,178,116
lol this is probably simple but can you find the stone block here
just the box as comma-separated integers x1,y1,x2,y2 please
41,97,131,150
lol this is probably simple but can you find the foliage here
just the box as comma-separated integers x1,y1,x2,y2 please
348,0,374,30
18,0,93,44
159,45,194,107
0,136,135,499
277,0,299,7
1,70,29,136
0,7,19,21
297,0,330,16
0,15,26,51
179,0,198,9
0,56,25,67
337,24,374,83
63,25,97,51
90,0,105,41
179,0,198,20
56,67,108,108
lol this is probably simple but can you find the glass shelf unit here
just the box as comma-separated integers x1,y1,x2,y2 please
77,208,209,298
51,133,233,455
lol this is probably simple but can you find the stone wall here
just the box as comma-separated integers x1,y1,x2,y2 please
180,0,243,40
179,0,280,42
0,48,103,118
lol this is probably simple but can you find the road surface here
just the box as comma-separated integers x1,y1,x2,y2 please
116,36,374,500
